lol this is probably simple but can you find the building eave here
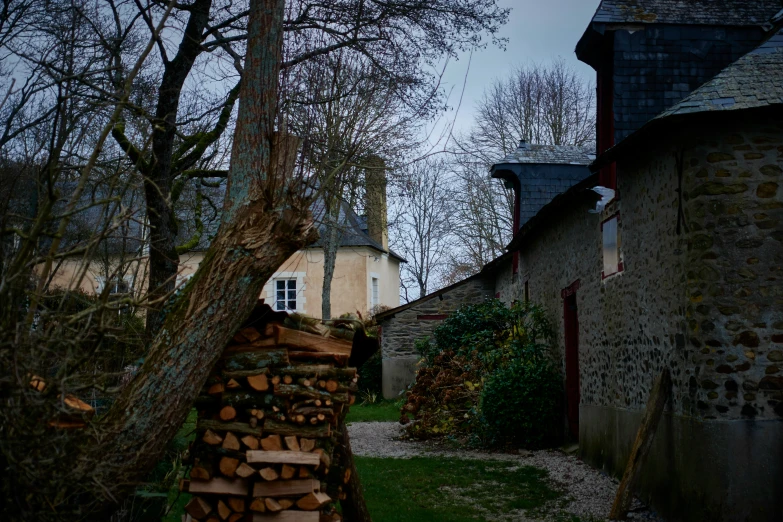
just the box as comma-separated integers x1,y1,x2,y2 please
374,251,512,323
506,173,600,253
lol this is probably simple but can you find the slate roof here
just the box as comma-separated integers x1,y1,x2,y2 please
592,25,783,170
656,27,783,118
308,197,405,261
495,142,595,166
9,176,401,261
588,0,781,26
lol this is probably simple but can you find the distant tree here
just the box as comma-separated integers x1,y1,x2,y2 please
446,160,514,274
389,158,454,301
462,59,595,164
287,51,420,319
445,59,594,275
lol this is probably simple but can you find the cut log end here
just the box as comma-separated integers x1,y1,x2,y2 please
220,405,237,421
264,498,282,513
219,457,240,478
185,496,212,519
247,373,269,392
296,491,331,511
203,429,223,446
222,432,241,451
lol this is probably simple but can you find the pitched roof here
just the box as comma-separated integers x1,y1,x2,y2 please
494,142,595,166
592,26,783,170
309,197,405,261
588,0,781,26
374,251,511,322
656,27,783,117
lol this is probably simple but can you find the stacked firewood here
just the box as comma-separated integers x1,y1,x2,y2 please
180,303,358,522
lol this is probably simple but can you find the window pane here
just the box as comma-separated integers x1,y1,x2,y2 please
288,290,296,300
287,280,296,290
277,280,285,290
276,301,285,310
603,216,619,276
289,300,296,310
277,290,285,300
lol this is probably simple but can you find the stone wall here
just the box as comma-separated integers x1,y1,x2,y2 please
498,113,782,520
378,276,496,398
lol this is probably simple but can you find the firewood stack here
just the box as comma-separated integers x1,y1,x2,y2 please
180,303,359,522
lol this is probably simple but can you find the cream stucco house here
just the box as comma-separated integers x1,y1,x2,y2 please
47,179,402,319
176,201,403,317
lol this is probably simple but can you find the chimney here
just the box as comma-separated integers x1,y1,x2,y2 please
364,155,388,250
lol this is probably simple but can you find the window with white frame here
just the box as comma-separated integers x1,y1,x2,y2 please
275,279,298,311
96,274,133,295
371,277,380,308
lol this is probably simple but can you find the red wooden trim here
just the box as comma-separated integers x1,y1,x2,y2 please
512,177,521,275
597,36,616,191
417,314,448,321
600,211,621,229
560,280,581,299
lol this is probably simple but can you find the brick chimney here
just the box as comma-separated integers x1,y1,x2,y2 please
364,155,388,250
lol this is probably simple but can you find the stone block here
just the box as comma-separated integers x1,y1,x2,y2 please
382,356,420,399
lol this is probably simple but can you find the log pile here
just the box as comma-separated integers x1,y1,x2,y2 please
29,375,96,429
180,303,358,522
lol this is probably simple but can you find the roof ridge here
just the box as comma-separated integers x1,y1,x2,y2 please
656,26,783,119
588,0,782,27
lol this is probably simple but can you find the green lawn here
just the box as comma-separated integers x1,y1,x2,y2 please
355,456,578,522
346,399,404,423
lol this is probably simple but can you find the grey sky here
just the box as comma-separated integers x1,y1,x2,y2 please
433,0,599,142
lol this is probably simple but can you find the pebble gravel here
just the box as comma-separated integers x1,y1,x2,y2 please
348,421,663,521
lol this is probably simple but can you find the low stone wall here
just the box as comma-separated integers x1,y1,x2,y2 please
378,276,495,398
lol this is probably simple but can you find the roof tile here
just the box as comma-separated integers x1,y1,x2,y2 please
657,27,783,118
590,0,781,26
495,142,595,166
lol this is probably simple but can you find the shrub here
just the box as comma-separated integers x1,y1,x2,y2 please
357,350,382,395
402,299,561,448
480,357,561,447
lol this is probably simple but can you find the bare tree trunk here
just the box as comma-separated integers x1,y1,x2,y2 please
137,0,213,337
321,199,343,320
81,0,318,514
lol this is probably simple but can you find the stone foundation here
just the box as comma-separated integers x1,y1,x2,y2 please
580,403,783,521
381,356,420,399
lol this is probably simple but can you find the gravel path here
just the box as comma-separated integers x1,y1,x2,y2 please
348,421,663,522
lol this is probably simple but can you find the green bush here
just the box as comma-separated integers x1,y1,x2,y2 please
403,299,562,448
357,350,382,395
480,357,561,447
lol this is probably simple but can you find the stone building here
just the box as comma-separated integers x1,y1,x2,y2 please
379,2,783,520
498,6,783,520
374,263,500,398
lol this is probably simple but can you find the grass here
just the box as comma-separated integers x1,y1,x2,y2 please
346,398,404,423
354,456,577,522
160,408,198,522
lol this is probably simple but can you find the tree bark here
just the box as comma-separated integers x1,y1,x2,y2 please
321,197,343,320
141,0,214,337
338,419,372,522
84,0,317,514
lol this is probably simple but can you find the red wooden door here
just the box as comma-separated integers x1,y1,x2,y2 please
563,293,580,440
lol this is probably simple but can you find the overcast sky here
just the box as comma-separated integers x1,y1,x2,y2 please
429,0,599,144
